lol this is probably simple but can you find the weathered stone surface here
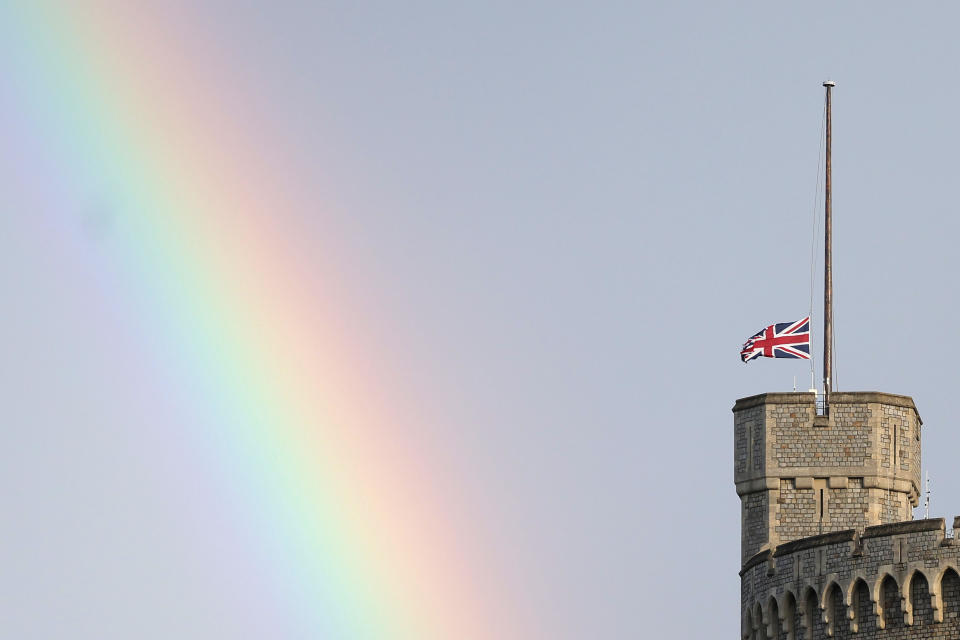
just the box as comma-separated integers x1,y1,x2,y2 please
733,391,956,639
741,519,960,639
734,392,921,564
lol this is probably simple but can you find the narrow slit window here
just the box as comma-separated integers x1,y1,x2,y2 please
894,424,899,463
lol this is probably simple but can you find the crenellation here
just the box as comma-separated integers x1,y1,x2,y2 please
734,391,941,639
741,520,960,639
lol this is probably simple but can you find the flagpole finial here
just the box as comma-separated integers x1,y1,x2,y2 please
823,80,836,87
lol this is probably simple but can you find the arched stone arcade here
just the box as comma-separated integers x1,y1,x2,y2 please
744,563,960,639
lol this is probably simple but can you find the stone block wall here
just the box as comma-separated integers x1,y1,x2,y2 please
776,479,819,543
743,491,771,563
736,404,765,477
741,519,960,640
734,393,922,565
772,402,870,468
826,478,868,527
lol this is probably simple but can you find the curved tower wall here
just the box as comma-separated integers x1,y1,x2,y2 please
740,518,960,640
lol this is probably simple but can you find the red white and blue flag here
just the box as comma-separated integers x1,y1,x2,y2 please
740,317,811,362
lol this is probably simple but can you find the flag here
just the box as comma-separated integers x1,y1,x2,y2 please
740,317,811,362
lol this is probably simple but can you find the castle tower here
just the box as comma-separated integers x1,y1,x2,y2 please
733,392,921,565
733,83,960,640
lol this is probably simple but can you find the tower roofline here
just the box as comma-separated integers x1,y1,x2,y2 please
733,391,922,424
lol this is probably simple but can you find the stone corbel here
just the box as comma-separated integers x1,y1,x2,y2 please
900,565,927,626
930,582,943,624
930,565,949,623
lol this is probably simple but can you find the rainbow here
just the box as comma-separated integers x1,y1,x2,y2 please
2,3,529,637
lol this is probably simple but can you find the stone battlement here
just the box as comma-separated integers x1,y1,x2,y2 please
741,518,960,639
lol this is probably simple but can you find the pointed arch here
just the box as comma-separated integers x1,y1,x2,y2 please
900,567,930,626
802,585,819,637
820,581,845,637
902,568,921,625
940,566,960,623
872,572,895,629
905,568,934,626
743,607,754,640
846,577,871,633
765,596,780,640
778,590,798,640
754,603,764,640
873,573,902,630
930,564,960,623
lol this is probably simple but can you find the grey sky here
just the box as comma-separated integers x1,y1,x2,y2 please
3,2,960,638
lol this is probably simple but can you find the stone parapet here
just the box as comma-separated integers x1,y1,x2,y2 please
741,519,960,639
734,392,921,495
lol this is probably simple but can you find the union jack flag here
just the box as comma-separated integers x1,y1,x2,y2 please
740,317,811,362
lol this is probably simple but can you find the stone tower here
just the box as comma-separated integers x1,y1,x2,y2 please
734,392,960,640
734,82,960,639
734,392,921,565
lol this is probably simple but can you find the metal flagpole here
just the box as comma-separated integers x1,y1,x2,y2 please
823,80,835,407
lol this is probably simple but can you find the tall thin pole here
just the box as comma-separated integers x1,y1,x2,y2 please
823,81,835,401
